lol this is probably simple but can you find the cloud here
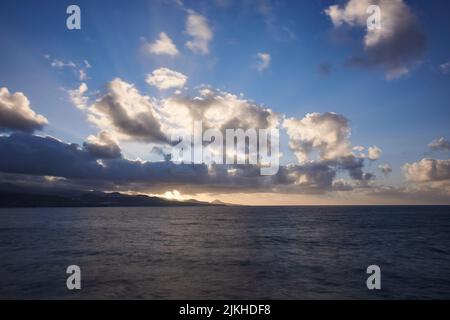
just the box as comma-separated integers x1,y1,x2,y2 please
336,155,373,181
403,158,450,182
0,133,101,180
83,131,122,159
282,112,379,183
325,0,425,79
50,58,76,69
82,79,279,150
158,86,281,167
145,32,179,57
367,145,382,161
185,11,213,55
78,69,88,81
0,76,386,197
46,56,91,81
429,137,450,152
283,112,352,163
146,68,187,90
440,61,450,75
378,163,392,176
161,87,280,140
256,52,271,71
0,133,373,195
67,82,89,109
87,78,169,144
0,87,48,133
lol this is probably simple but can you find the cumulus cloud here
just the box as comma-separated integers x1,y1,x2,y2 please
282,112,379,183
325,0,425,79
67,82,89,109
428,137,450,152
158,86,281,168
145,32,179,57
336,155,372,181
185,11,213,55
161,87,279,140
0,75,385,197
87,78,168,144
0,87,48,133
146,68,188,90
256,52,271,71
367,145,382,160
403,158,450,182
283,112,352,163
82,78,279,151
83,131,122,159
378,163,392,176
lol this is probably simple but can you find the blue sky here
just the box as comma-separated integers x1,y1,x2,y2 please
0,0,449,204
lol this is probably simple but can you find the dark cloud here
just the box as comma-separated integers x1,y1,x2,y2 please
83,131,122,159
0,87,48,133
378,164,392,176
0,133,376,195
335,155,367,180
326,0,426,79
88,78,169,144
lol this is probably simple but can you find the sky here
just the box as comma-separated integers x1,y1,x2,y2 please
0,0,449,205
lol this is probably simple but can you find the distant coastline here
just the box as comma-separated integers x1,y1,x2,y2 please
0,184,226,208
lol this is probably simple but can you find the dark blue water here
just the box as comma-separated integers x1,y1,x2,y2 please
1,206,450,299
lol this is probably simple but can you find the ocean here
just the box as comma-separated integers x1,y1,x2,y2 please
0,206,449,299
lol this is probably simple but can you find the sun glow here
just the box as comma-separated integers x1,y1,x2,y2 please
160,190,186,201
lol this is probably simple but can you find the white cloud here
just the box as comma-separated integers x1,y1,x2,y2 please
256,52,271,71
185,11,213,55
78,69,88,81
283,112,352,163
145,32,179,57
146,68,187,90
160,86,280,164
385,67,409,80
0,87,48,133
161,86,279,140
429,137,450,151
404,158,450,182
50,58,76,69
367,145,382,161
67,82,89,109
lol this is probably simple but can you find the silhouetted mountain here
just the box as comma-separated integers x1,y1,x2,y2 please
0,183,222,208
211,199,234,206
